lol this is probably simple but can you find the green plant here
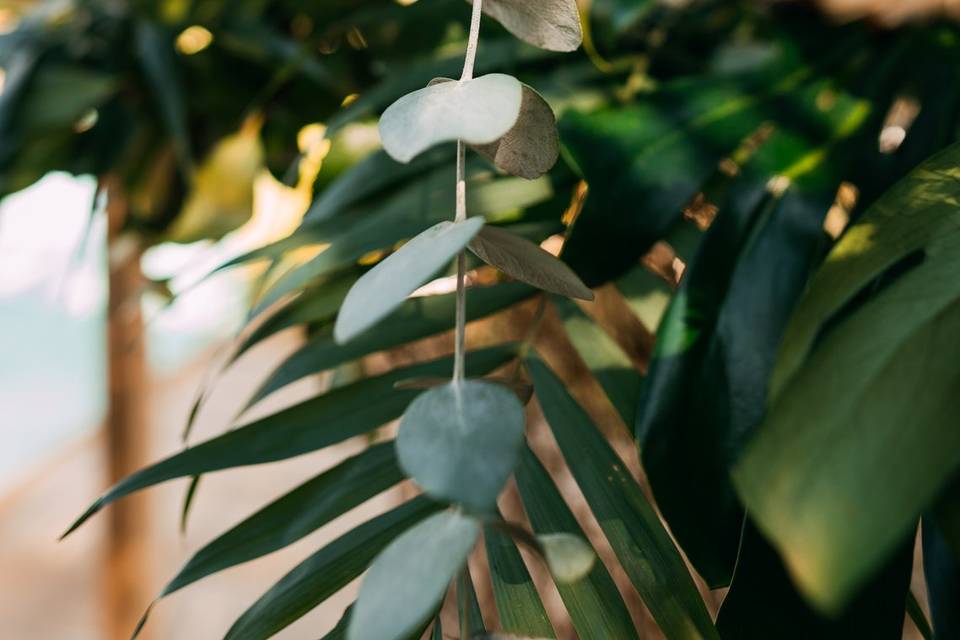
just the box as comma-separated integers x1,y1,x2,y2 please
8,0,960,638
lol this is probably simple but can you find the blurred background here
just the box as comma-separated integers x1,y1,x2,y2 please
1,0,958,638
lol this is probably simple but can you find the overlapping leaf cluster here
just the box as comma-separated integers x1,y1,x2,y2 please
19,0,960,638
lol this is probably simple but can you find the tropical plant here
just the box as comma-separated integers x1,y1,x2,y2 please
6,0,960,638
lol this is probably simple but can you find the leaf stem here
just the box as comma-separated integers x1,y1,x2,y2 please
453,0,483,383
461,0,484,82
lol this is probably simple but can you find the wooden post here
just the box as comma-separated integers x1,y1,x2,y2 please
103,176,153,640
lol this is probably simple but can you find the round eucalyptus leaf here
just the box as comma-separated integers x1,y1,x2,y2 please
431,79,559,180
348,510,480,640
334,218,485,344
398,380,526,512
468,226,594,300
538,533,597,583
474,83,559,179
379,74,523,163
468,0,583,52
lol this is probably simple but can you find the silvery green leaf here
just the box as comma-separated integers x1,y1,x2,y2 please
468,226,593,300
348,510,480,640
469,0,583,52
398,380,526,512
538,533,597,583
379,74,523,163
334,218,485,344
431,79,559,180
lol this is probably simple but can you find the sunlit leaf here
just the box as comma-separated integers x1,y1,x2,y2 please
734,143,960,612
379,74,522,163
430,79,559,180
168,123,264,243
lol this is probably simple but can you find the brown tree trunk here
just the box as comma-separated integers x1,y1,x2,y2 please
103,176,153,640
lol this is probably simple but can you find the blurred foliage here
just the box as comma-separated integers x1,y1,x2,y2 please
9,0,960,637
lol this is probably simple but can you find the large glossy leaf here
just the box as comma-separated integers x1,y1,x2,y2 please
551,296,640,427
634,80,872,587
335,218,485,343
226,497,441,640
525,357,718,640
469,0,583,52
379,74,522,163
558,76,786,285
162,442,402,596
63,346,515,537
734,143,960,612
249,283,532,407
398,380,525,512
484,524,555,638
514,445,639,639
468,226,592,300
716,522,913,639
348,510,480,640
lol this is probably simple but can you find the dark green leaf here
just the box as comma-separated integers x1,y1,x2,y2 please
64,346,515,537
734,144,960,611
525,357,718,640
134,20,193,175
303,147,453,226
459,565,487,637
906,590,934,640
716,521,913,639
163,442,403,595
484,524,555,638
514,445,639,639
226,497,441,640
635,82,871,586
922,520,960,640
551,296,640,427
235,274,356,359
559,76,787,285
248,167,553,313
249,283,533,408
